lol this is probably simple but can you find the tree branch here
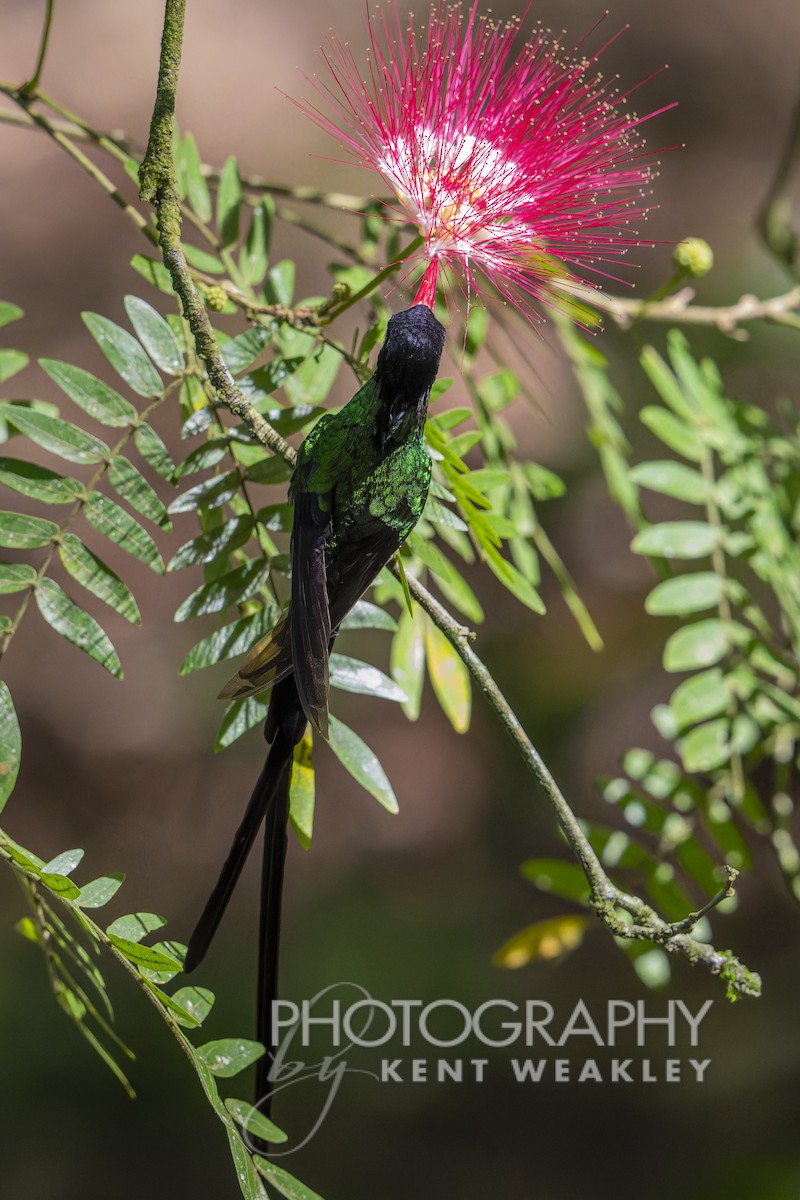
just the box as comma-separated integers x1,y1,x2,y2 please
137,1,292,463
561,279,800,337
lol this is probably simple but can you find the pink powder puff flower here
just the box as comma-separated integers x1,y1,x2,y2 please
296,2,673,316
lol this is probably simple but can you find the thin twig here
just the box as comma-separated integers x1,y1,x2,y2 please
19,0,55,98
137,0,292,463
0,83,155,243
562,279,800,337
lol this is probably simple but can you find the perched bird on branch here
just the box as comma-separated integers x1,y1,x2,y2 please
185,285,445,1114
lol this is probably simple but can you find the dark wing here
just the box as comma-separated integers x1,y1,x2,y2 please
289,487,333,738
219,518,402,708
217,609,292,701
325,518,405,632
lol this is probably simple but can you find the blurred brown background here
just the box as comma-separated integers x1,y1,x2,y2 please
1,1,800,1197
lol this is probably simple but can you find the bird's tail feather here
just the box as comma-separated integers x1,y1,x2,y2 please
254,760,291,1118
184,678,305,977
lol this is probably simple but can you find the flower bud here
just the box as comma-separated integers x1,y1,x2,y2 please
673,238,714,278
205,285,228,312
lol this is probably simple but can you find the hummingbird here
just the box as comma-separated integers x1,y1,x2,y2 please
184,291,445,1114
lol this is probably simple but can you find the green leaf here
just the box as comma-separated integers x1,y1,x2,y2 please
520,858,591,904
195,1038,264,1078
78,873,125,908
264,260,295,307
339,600,397,632
216,696,270,750
39,359,137,426
108,934,183,972
243,358,304,401
0,683,22,814
676,840,722,899
632,948,671,989
0,350,28,383
182,132,212,222
0,302,23,329
246,456,293,486
407,531,484,622
1,405,108,464
663,619,729,672
82,312,163,398
477,368,520,412
0,458,83,505
679,719,730,773
670,669,729,730
281,333,341,407
217,156,243,246
482,542,545,614
184,244,225,274
0,562,37,593
390,610,425,721
168,515,253,571
106,912,166,942
640,407,703,462
35,577,122,677
169,470,242,514
225,1098,287,1145
15,917,38,943
175,559,265,622
628,460,709,503
424,619,471,733
59,534,141,624
145,981,201,1027
84,492,165,573
255,1160,326,1200
40,872,81,899
424,497,469,532
0,510,58,549
135,938,187,983
130,253,174,293
329,654,407,702
632,521,717,560
176,438,228,478
135,423,176,481
179,608,272,675
108,456,171,530
222,326,274,375
645,572,723,616
640,345,695,420
228,1130,268,1200
43,848,84,875
2,840,44,871
289,733,315,849
171,985,215,1026
181,375,212,434
124,297,184,375
328,715,398,812
240,200,272,286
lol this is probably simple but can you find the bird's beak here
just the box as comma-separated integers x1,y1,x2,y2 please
412,259,439,310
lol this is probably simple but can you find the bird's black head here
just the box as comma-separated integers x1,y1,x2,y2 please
375,304,446,404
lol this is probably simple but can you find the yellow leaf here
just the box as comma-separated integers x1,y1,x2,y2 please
492,915,590,969
424,617,471,733
289,732,315,849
